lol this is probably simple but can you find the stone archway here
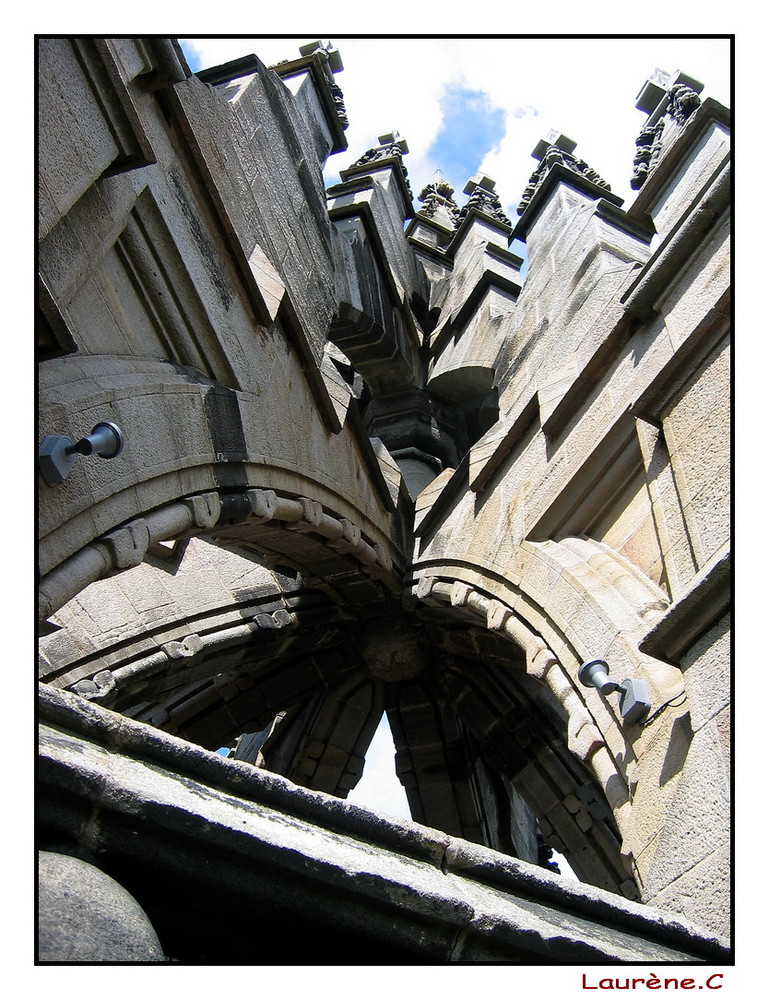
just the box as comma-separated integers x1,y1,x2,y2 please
39,526,641,900
407,535,705,905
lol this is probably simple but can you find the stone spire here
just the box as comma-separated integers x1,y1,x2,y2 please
517,130,611,216
630,69,703,190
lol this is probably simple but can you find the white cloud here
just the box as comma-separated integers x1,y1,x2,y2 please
180,36,730,216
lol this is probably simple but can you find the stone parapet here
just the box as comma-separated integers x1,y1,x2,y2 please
38,683,730,964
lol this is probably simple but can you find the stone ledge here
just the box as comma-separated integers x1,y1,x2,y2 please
38,683,730,963
639,546,730,663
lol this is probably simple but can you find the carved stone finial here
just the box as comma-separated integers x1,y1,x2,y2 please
531,131,577,162
463,172,497,196
635,67,674,115
517,143,611,216
630,72,703,190
298,39,343,74
377,131,409,154
328,77,349,130
417,178,460,225
349,131,413,198
456,174,512,229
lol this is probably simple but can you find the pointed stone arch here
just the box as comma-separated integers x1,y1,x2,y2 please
406,535,691,899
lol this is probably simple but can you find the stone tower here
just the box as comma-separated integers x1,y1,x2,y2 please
37,39,730,963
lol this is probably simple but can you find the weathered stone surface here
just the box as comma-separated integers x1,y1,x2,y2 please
38,851,165,962
679,612,731,732
38,686,728,964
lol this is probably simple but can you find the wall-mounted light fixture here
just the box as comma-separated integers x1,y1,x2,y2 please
579,658,652,725
39,422,124,486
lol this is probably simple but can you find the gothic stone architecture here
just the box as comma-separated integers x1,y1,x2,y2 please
37,38,731,963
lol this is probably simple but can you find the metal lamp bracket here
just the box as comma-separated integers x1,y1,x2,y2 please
579,658,651,726
39,422,124,486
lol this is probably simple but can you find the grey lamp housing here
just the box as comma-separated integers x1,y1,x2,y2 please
579,658,651,725
39,422,124,486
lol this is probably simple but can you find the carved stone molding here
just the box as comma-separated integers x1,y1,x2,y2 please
68,609,301,709
38,487,400,622
410,573,607,765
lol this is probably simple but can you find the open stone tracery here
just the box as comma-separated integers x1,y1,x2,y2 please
37,39,731,965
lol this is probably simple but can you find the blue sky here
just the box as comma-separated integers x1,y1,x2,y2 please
424,83,508,197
